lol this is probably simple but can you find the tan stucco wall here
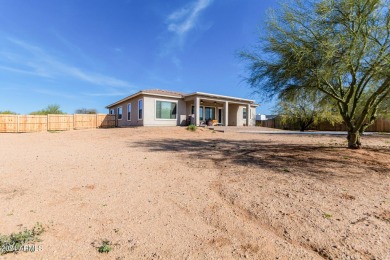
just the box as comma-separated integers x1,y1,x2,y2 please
250,107,256,126
143,95,185,126
108,96,144,127
108,94,257,127
228,104,239,126
228,105,257,126
108,95,187,127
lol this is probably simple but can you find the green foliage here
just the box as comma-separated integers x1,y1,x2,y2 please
0,110,17,114
323,213,332,219
75,108,97,114
378,96,390,119
0,223,44,255
30,104,65,115
97,240,112,253
276,89,342,131
187,124,197,131
241,0,390,148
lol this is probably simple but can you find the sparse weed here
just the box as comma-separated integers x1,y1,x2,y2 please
0,223,44,255
97,240,112,253
323,213,332,219
186,124,197,132
48,130,60,133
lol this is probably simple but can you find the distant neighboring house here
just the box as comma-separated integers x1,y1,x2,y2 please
256,114,278,121
256,114,267,121
106,89,258,127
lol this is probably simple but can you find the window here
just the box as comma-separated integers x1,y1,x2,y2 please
117,107,123,120
138,99,143,120
205,107,215,120
156,101,177,119
243,108,247,119
192,105,204,120
109,109,115,115
127,103,131,121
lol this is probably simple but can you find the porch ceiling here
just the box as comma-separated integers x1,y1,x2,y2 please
183,92,257,106
185,97,257,106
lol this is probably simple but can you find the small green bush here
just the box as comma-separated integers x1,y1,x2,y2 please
98,240,112,253
187,124,197,131
323,213,332,219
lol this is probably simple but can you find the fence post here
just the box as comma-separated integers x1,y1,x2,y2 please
96,114,98,128
47,114,49,131
73,114,76,130
17,115,19,133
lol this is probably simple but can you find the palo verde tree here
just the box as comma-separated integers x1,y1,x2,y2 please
241,0,390,148
275,90,342,131
378,96,390,118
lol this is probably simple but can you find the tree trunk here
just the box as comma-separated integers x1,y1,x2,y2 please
347,132,362,149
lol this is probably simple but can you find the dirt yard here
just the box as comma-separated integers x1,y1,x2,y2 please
0,127,389,259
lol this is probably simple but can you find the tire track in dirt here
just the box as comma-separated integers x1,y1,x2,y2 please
209,179,323,259
193,151,322,259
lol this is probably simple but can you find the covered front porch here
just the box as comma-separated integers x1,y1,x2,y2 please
183,93,257,127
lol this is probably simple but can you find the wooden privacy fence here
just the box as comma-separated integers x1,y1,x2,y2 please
257,117,390,132
0,114,116,133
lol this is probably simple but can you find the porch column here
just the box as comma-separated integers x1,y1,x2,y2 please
195,97,200,126
246,104,250,126
223,101,229,126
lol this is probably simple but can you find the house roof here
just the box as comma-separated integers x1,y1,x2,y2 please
183,92,256,104
106,89,259,108
105,89,185,108
142,89,185,97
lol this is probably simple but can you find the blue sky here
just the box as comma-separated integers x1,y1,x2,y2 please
0,0,278,114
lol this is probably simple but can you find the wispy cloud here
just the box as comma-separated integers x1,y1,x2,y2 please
167,0,213,37
33,89,78,99
1,38,132,88
83,91,132,97
0,65,50,77
160,0,213,69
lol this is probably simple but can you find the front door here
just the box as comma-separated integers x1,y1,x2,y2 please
218,108,222,124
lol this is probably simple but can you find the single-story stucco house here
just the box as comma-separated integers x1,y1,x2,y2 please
105,89,258,127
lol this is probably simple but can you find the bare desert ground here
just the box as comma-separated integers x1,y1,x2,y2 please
0,127,389,259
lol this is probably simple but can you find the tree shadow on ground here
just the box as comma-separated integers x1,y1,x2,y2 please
132,138,390,181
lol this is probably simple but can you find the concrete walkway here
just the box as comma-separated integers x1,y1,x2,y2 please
238,130,375,135
208,126,377,135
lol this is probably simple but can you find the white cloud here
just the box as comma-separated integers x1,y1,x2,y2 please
167,0,213,36
0,65,51,78
83,91,132,97
33,89,78,99
2,38,132,88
